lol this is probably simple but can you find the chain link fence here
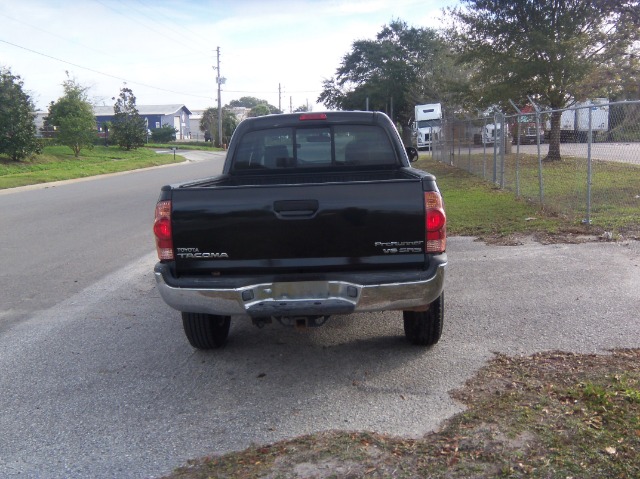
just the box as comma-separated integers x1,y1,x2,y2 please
430,100,640,234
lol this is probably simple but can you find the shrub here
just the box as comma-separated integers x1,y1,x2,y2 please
150,125,178,143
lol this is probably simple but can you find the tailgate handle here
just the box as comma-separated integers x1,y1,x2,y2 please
274,199,319,217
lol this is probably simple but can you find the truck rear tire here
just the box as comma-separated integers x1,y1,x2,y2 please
403,293,443,346
181,312,230,349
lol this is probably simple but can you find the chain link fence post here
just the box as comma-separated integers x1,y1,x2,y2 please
499,112,506,188
585,104,593,225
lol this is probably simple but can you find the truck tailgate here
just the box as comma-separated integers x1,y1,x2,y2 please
171,177,426,275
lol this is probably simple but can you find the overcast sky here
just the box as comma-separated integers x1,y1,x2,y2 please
1,0,456,112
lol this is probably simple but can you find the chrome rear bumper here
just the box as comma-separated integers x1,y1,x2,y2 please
154,259,446,317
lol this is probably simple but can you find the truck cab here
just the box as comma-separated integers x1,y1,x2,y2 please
414,103,443,150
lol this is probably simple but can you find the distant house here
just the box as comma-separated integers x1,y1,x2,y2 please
189,107,250,141
32,111,47,138
189,110,205,141
93,104,192,140
229,107,250,122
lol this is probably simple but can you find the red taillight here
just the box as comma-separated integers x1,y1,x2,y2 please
427,208,446,231
299,113,327,121
425,192,446,253
153,200,174,260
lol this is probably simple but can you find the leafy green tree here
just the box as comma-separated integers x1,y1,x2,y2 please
46,76,96,157
150,124,178,143
248,104,271,117
600,51,640,102
318,20,456,143
293,104,310,112
111,87,146,150
228,96,281,114
447,0,640,161
200,107,238,146
228,96,263,109
0,67,41,161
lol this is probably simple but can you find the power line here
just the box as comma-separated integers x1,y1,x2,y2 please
5,0,215,66
133,0,214,47
93,0,211,58
223,89,322,94
0,38,213,101
0,12,110,57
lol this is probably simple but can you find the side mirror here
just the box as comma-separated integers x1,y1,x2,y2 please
406,146,419,162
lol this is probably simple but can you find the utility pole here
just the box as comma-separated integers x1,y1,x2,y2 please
278,83,282,113
214,47,226,148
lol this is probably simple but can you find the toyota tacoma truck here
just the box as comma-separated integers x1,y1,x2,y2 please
153,111,447,349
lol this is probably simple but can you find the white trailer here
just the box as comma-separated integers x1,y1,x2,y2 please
414,103,442,150
559,98,609,142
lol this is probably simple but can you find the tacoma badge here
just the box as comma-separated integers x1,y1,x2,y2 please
176,247,228,259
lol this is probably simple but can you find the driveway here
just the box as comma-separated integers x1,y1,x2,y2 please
1,235,639,478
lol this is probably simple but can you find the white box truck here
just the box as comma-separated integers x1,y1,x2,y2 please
559,98,609,142
414,103,442,150
482,121,508,146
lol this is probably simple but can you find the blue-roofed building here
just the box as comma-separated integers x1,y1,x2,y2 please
94,104,192,139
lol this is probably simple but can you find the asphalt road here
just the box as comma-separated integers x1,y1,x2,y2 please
0,150,226,333
1,152,639,478
469,141,640,164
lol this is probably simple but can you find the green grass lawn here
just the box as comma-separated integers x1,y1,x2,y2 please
422,152,640,237
0,145,186,189
413,157,577,238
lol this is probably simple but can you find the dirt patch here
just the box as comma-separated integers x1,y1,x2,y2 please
164,349,640,479
479,229,639,246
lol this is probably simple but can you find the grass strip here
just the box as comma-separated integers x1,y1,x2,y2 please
0,145,185,189
413,157,599,240
440,151,640,234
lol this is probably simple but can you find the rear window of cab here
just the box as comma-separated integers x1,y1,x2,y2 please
231,124,398,172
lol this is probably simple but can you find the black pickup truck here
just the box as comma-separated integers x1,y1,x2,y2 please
153,111,447,349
